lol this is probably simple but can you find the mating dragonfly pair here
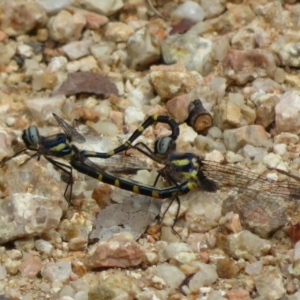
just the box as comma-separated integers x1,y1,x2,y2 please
2,113,300,235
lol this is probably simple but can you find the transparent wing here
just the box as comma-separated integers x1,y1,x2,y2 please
53,113,86,143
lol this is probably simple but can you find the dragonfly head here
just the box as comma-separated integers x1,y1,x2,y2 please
154,136,176,156
22,126,40,148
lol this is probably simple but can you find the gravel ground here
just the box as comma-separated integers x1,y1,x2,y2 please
1,0,300,299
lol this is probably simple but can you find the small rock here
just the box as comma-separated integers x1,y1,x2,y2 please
153,263,185,290
288,290,300,300
17,44,33,58
124,106,145,125
47,56,68,73
200,0,225,19
226,289,251,300
105,22,134,42
166,94,190,122
231,23,261,50
276,91,300,134
62,41,92,60
80,0,124,16
223,49,277,84
252,78,283,93
36,0,72,13
164,243,196,264
207,4,255,33
0,264,7,280
41,261,72,283
0,2,48,36
171,1,205,23
223,125,269,152
18,255,42,279
274,132,299,144
6,249,22,260
185,191,221,232
127,19,167,69
150,63,197,100
255,95,280,128
262,153,283,169
35,239,54,256
161,33,212,75
0,42,17,66
226,230,271,260
245,260,263,276
188,262,218,292
85,12,108,29
32,71,57,91
84,232,144,268
215,256,241,279
214,93,256,130
254,267,285,299
48,10,86,43
4,258,21,275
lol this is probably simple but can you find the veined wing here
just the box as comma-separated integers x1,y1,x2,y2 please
53,113,86,143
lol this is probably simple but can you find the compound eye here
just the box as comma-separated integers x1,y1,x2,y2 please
155,136,176,155
22,126,40,146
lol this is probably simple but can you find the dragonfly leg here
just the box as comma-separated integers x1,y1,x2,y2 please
45,156,73,205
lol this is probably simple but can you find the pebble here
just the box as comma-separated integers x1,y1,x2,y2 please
274,132,299,144
226,289,251,300
84,232,144,268
171,1,205,23
48,11,86,43
62,41,92,60
166,94,190,122
255,94,280,128
224,49,277,84
127,19,167,69
124,106,145,125
88,271,140,298
200,0,225,19
32,71,57,91
188,262,218,292
105,22,134,42
223,125,269,152
161,33,212,75
0,42,16,66
226,230,272,260
41,261,72,283
0,2,48,36
80,0,124,16
262,153,283,169
153,263,185,290
150,63,197,100
185,191,221,232
254,266,286,299
0,264,7,280
36,0,72,13
85,12,108,29
276,91,300,134
35,239,54,256
164,243,196,264
18,255,42,279
245,260,263,276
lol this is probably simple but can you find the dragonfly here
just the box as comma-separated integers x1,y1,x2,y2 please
52,114,300,235
0,113,180,204
67,139,300,237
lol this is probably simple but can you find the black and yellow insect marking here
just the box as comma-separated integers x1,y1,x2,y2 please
80,114,179,160
70,145,199,199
